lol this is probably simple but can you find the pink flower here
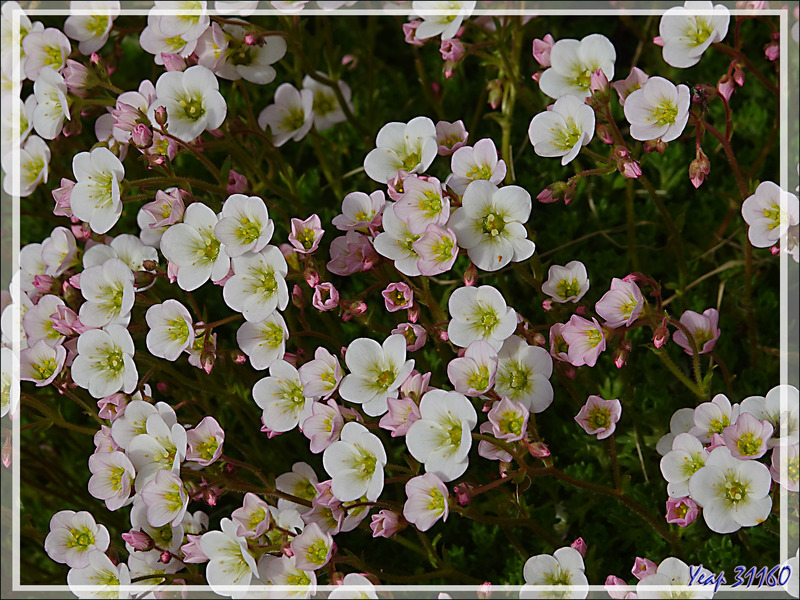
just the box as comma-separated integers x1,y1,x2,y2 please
487,397,528,442
548,322,571,362
97,393,127,420
403,21,426,47
612,67,649,106
312,282,339,311
51,305,88,336
289,214,324,254
605,575,631,600
595,278,645,328
440,38,465,62
403,473,449,532
392,322,427,351
186,416,225,466
370,510,404,538
227,169,248,194
379,396,421,437
722,412,773,460
561,315,606,367
302,399,345,453
141,188,187,230
532,34,555,67
672,308,720,355
400,370,431,401
327,231,379,276
575,395,621,440
631,557,657,580
180,534,210,563
382,282,414,312
665,497,699,527
414,224,459,276
52,179,76,219
436,120,468,156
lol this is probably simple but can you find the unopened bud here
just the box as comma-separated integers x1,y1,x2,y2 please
653,317,669,348
689,148,711,189
203,488,218,506
131,124,153,148
90,52,101,66
764,42,779,61
154,105,168,127
537,181,568,204
291,284,305,308
122,530,155,551
464,262,478,286
531,332,547,347
244,31,261,46
526,440,550,458
732,63,745,86
596,124,614,144
232,351,247,364
614,339,632,369
571,537,588,558
160,551,172,564
134,271,156,288
303,268,319,288
407,303,420,323
477,581,492,600
643,139,667,154
33,274,57,294
487,79,503,110
453,482,473,506
437,329,449,342
349,300,367,316
717,74,734,101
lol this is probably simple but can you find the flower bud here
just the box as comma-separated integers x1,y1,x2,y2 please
526,440,551,458
407,303,420,323
122,530,155,551
717,74,734,101
90,52,101,66
154,105,168,127
1,434,10,468
440,38,465,62
63,59,90,97
764,41,779,61
614,339,632,369
131,124,153,149
463,261,478,286
291,284,305,308
570,537,588,558
227,169,248,194
652,317,669,348
160,52,187,71
643,138,667,154
349,300,367,316
303,268,320,288
689,148,711,189
477,582,492,600
596,124,614,144
487,79,503,110
32,274,57,294
203,488,218,506
531,332,547,347
370,510,404,538
732,63,745,86
159,551,172,564
537,181,568,204
453,482,473,506
532,34,554,67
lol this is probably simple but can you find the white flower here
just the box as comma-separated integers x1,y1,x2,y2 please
298,346,343,399
139,14,198,64
403,472,449,531
1,347,20,418
538,33,616,99
448,180,535,271
595,277,646,328
1,94,35,159
659,1,729,68
741,384,799,447
197,22,286,85
71,325,138,399
406,389,477,482
260,554,316,599
447,284,517,351
70,147,125,234
657,407,696,455
22,293,65,347
741,181,799,248
1,2,42,77
110,399,158,450
160,202,231,291
394,175,449,234
328,573,377,600
338,333,415,417
153,0,210,41
411,1,476,40
637,557,714,599
302,73,352,131
64,1,120,55
149,65,227,142
223,247,288,322
373,201,422,277
252,359,313,433
688,393,739,443
20,339,66,386
140,469,189,527
126,410,187,491
364,116,438,184
42,226,79,277
83,234,159,280
127,496,184,569
32,66,69,140
290,523,334,571
520,547,588,600
145,299,194,361
276,461,319,512
67,552,131,600
78,258,135,328
446,339,498,397
624,76,690,142
45,510,110,569
323,421,387,501
495,335,554,413
446,138,506,195
88,450,135,511
332,190,385,233
22,27,71,80
660,432,708,498
214,194,274,257
257,83,314,147
541,260,590,303
2,134,50,197
528,94,595,166
688,446,772,533
236,311,289,371
200,518,258,598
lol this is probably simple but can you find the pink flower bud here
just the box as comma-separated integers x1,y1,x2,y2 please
487,79,503,110
437,329,449,342
532,34,554,67
160,52,187,71
203,488,218,506
349,300,367,316
463,262,478,286
537,181,568,204
526,440,551,458
131,124,153,148
453,482,473,506
440,38,465,62
156,382,168,393
227,169,248,194
32,275,57,294
596,124,614,144
370,510,404,538
632,557,658,580
717,74,735,101
154,105,168,127
122,530,155,551
90,52,101,66
63,59,90,97
291,284,305,308
590,68,609,94
477,582,492,600
653,317,669,348
244,31,260,45
403,21,426,46
689,148,711,189
764,42,779,61
619,159,642,179
732,63,745,86
643,139,667,154
570,537,588,558
159,551,172,564
613,340,632,369
1,435,10,468
652,35,664,47
312,282,339,311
